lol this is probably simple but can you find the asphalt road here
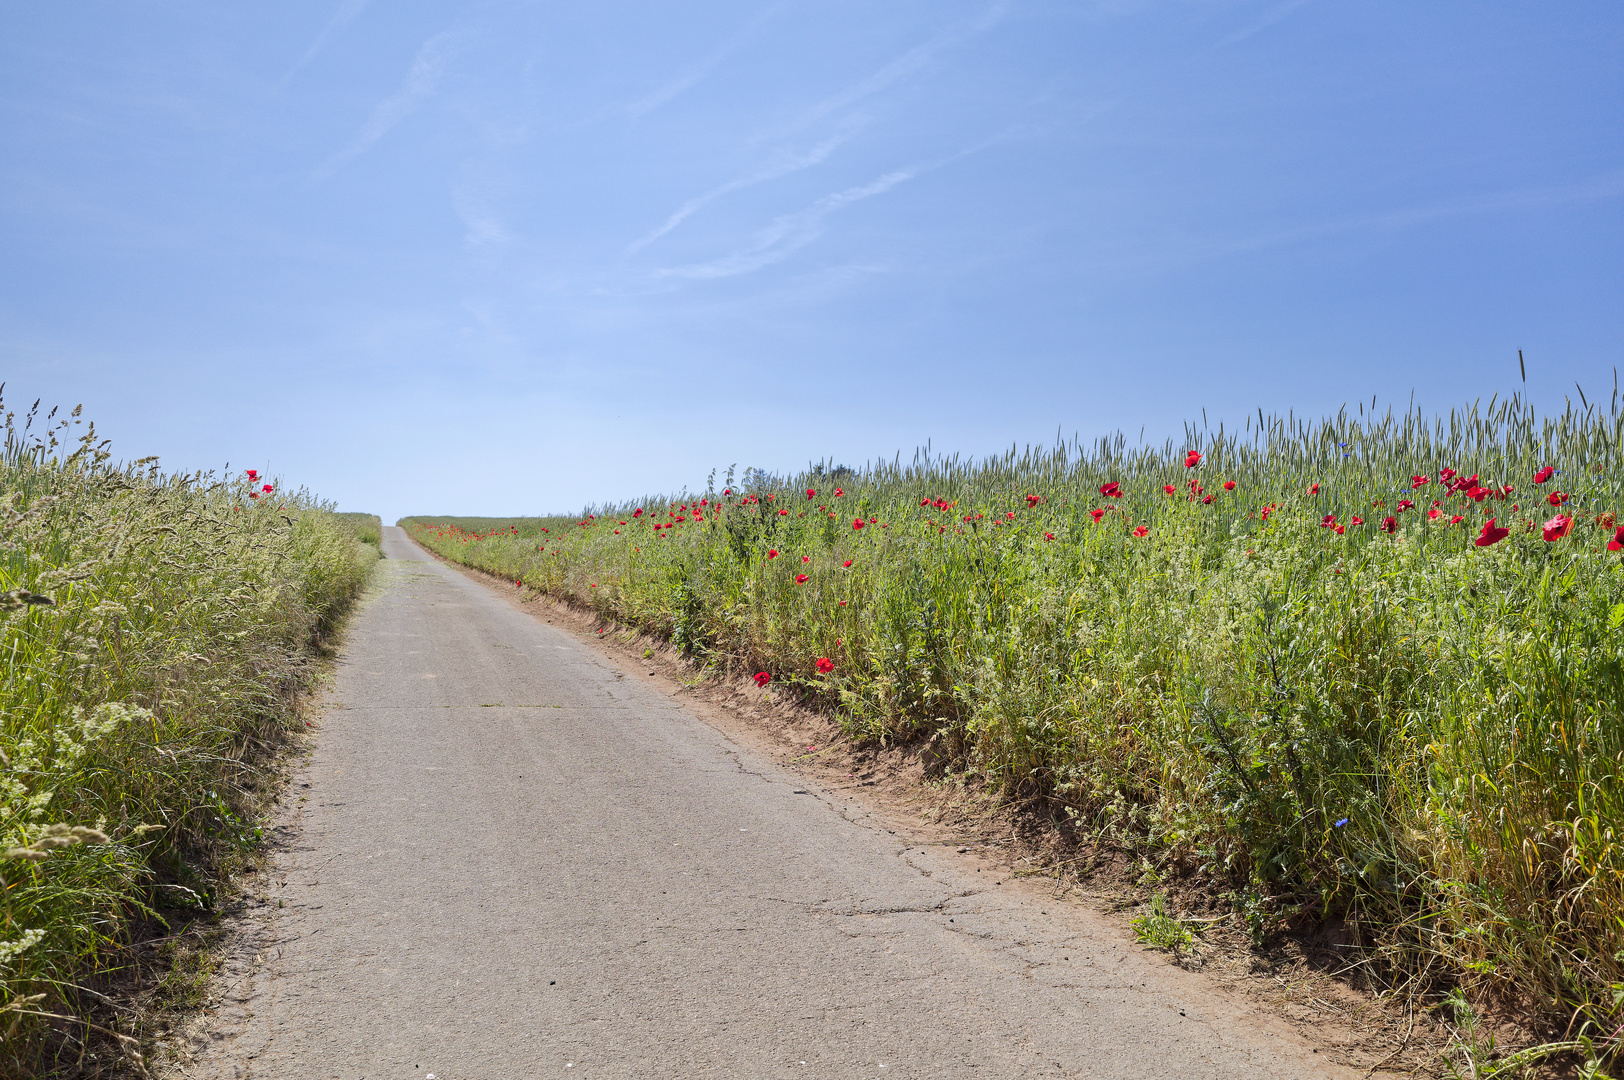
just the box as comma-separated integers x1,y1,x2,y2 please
187,526,1352,1080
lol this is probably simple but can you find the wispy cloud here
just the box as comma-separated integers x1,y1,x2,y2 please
321,31,458,172
451,175,512,247
631,2,1009,254
1142,170,1624,272
629,125,859,252
287,0,370,80
767,0,1010,141
628,2,787,117
1219,0,1316,47
656,169,915,280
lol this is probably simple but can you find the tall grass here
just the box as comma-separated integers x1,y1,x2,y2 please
331,512,383,549
0,399,376,1073
405,393,1624,1051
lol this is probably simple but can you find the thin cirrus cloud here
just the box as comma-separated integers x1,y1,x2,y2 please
630,2,1009,255
762,0,1010,144
285,0,370,81
655,168,916,280
627,2,788,118
1121,169,1624,276
628,124,860,252
320,30,459,172
1219,0,1319,47
451,176,513,247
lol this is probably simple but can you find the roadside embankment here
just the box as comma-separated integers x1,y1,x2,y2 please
0,402,376,1075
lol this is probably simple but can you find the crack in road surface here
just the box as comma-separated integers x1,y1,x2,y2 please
181,527,1354,1079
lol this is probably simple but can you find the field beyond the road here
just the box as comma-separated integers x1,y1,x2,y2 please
405,396,1624,1059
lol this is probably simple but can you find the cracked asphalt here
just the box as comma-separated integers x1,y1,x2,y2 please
186,527,1353,1079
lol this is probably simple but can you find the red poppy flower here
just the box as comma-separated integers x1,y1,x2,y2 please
1412,475,1429,488
1439,467,1457,482
1099,482,1122,498
1320,514,1337,529
262,484,274,493
801,555,811,563
1089,508,1106,523
1547,490,1568,507
754,671,771,687
1380,516,1398,534
1396,500,1414,513
1308,483,1320,495
920,498,931,507
723,488,732,496
1466,486,1491,502
1132,525,1150,537
767,549,779,559
1201,494,1214,504
1450,515,1464,525
1163,485,1177,495
633,508,644,518
1044,532,1055,541
1542,514,1573,541
1223,480,1236,491
1534,466,1555,484
852,519,864,530
245,469,259,480
806,489,816,499
1185,451,1202,469
1026,494,1041,506
833,488,843,497
613,529,620,534
1426,509,1441,520
1475,519,1510,547
779,509,789,516
815,657,834,673
795,574,810,584
1005,511,1016,520
842,559,852,567
1608,526,1624,552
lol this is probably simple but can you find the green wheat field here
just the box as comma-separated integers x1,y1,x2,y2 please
406,394,1624,1069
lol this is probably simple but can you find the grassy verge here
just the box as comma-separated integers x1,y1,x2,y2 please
0,400,377,1075
331,512,382,549
404,396,1623,1069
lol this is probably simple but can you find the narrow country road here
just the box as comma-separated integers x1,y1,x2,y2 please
187,527,1353,1080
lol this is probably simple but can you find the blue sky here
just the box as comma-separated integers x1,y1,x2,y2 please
1,1,1619,520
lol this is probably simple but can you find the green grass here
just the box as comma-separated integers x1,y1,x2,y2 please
404,394,1624,1057
0,400,377,1074
331,512,382,548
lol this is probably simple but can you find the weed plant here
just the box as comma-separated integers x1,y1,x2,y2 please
0,398,376,1072
405,393,1624,1055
